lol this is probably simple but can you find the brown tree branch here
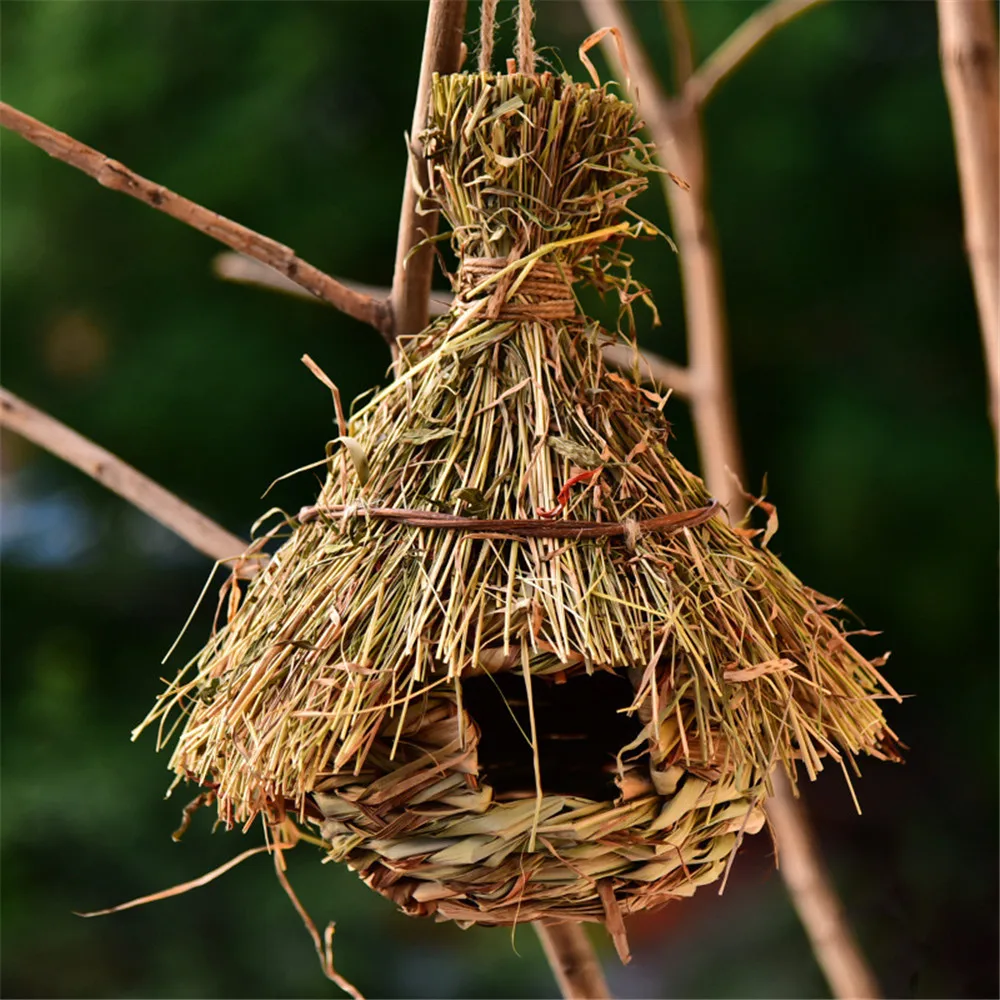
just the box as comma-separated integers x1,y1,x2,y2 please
1,387,258,578
601,342,692,398
936,0,1000,468
766,771,881,1000
580,3,882,997
214,253,690,397
661,1,695,93
0,102,393,342
685,0,829,107
389,0,468,346
535,923,611,1000
213,252,454,316
213,252,321,300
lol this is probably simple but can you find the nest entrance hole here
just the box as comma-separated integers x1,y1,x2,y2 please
461,668,644,802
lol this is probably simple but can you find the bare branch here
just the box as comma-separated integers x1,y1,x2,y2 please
686,0,829,107
766,772,882,999
601,342,692,398
213,252,453,316
580,3,883,997
0,102,392,341
213,252,316,299
535,923,611,1000
936,0,1000,468
214,252,687,399
1,387,258,578
662,0,695,92
389,0,468,345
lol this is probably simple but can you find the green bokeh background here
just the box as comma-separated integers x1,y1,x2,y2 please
2,2,996,997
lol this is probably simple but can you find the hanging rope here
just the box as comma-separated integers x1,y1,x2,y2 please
479,0,499,73
517,0,536,74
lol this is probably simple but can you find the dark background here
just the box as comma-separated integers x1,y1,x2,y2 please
2,2,996,998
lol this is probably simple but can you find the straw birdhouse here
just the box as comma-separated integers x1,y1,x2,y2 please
144,70,899,955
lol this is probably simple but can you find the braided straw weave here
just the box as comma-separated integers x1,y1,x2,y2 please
142,72,900,949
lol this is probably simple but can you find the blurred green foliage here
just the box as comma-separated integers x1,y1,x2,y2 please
2,2,996,998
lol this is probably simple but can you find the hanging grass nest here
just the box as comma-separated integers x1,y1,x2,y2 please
142,72,900,947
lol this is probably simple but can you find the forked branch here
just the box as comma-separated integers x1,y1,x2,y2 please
215,252,691,398
1,387,258,578
0,102,393,342
580,2,881,997
662,0,695,91
214,252,455,316
686,0,828,106
581,0,746,509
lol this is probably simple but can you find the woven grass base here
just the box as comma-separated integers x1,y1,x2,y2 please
313,676,767,926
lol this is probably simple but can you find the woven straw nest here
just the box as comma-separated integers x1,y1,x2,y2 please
142,72,900,948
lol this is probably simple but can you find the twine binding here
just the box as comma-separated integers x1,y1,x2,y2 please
457,258,577,322
298,499,721,540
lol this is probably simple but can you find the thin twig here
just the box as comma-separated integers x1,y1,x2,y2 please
1,387,258,578
601,342,692,399
580,2,882,997
75,843,276,917
213,252,453,316
661,0,695,93
766,771,881,1000
0,102,393,341
389,0,468,346
272,846,365,1000
213,253,325,299
535,923,611,1000
685,0,829,107
936,0,1000,470
214,251,689,396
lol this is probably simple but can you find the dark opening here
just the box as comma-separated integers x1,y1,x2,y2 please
461,668,644,801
